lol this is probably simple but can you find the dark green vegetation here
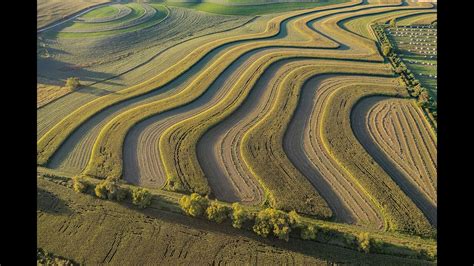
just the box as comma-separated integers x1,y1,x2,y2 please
160,0,349,16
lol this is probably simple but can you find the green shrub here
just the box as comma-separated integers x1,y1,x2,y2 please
288,210,302,228
382,45,391,56
94,181,109,199
131,188,152,208
300,224,318,240
206,201,231,223
72,176,88,193
231,203,253,229
94,179,128,201
65,77,81,90
179,193,209,217
357,232,371,253
253,208,291,241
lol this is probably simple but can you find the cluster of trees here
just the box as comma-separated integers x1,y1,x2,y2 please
373,24,437,119
72,176,152,208
180,193,331,242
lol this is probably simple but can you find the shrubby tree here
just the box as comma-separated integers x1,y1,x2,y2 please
72,175,88,193
131,187,152,208
390,18,397,28
206,201,231,223
300,224,318,240
288,210,302,228
94,179,129,202
231,202,253,229
179,193,209,217
382,45,391,56
65,77,81,90
253,208,291,241
357,232,371,253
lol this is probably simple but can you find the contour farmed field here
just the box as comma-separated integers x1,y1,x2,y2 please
37,0,438,264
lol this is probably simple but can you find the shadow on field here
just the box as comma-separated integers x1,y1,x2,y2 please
126,198,426,264
38,57,123,89
37,187,72,215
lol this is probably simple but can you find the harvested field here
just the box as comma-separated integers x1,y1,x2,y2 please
320,82,434,237
38,177,434,265
37,0,110,29
37,0,438,261
285,75,388,228
352,97,437,225
37,83,72,109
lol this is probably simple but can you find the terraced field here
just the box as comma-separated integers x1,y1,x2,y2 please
38,0,438,263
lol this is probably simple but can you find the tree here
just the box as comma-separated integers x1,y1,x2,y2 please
65,77,81,90
253,208,291,241
94,181,109,199
72,175,88,193
390,18,397,28
94,180,129,202
131,188,152,208
231,203,253,229
206,201,231,223
179,193,209,217
300,224,318,240
382,45,391,56
357,232,371,253
288,210,302,228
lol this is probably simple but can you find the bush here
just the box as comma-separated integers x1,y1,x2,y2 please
95,181,109,199
231,203,253,229
65,77,81,90
253,208,291,241
300,224,318,240
357,232,371,253
131,188,152,208
206,201,231,223
72,176,88,193
94,180,129,202
382,45,391,56
288,210,302,228
179,193,209,217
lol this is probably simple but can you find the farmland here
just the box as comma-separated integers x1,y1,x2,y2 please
37,0,437,264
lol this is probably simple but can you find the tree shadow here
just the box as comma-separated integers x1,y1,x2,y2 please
37,187,72,215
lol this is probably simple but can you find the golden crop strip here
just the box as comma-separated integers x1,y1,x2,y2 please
83,2,411,181
37,0,362,166
240,62,392,217
320,83,435,237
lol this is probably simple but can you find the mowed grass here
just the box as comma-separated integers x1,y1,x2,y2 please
53,4,169,38
81,5,119,19
320,82,435,238
161,0,350,16
386,26,437,99
342,7,435,40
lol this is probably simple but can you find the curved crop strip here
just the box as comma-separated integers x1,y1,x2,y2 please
395,12,437,26
75,5,132,23
351,97,437,225
42,2,357,175
82,2,399,194
62,4,158,33
36,11,256,140
37,0,361,167
62,3,147,31
285,75,390,228
320,83,435,237
341,5,435,40
240,64,392,218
